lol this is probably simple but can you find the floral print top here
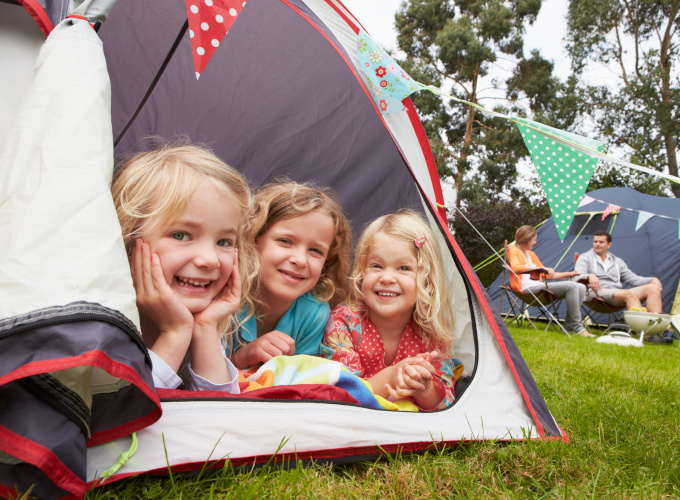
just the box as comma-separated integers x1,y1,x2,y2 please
320,304,461,411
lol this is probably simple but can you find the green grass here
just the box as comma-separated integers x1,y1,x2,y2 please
89,327,679,499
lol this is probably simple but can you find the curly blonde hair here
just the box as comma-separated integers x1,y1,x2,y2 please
111,144,258,336
348,210,455,351
246,181,352,315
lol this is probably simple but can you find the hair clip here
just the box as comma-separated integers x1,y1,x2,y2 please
415,237,426,248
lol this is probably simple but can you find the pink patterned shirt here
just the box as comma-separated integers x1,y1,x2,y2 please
320,303,460,410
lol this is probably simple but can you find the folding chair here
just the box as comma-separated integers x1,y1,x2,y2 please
499,241,563,331
573,252,626,328
581,297,625,328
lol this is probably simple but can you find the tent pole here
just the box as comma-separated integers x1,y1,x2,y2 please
552,213,595,269
608,213,619,234
671,276,680,316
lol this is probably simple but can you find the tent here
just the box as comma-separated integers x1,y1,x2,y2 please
488,187,680,326
2,0,565,497
0,2,160,499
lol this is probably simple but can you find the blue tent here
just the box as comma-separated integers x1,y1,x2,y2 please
488,187,680,326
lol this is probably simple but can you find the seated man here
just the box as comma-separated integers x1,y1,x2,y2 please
575,231,663,313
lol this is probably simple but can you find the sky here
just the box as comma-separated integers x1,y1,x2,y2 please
341,0,573,88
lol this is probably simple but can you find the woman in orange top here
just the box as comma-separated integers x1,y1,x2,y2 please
507,225,592,337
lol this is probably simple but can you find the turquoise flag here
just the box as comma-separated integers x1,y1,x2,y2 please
635,211,654,231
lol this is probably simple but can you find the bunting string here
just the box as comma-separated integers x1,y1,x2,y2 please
356,33,680,187
181,17,680,240
579,196,680,223
355,29,680,240
423,84,680,187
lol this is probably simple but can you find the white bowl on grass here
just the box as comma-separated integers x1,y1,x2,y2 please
623,311,671,336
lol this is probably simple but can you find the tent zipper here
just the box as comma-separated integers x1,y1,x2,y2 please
0,314,146,351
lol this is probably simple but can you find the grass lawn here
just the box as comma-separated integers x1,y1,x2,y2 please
89,327,679,499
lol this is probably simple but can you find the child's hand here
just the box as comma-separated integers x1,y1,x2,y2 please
231,330,296,369
414,350,439,364
133,239,194,335
133,239,193,372
194,249,241,330
384,358,435,399
188,250,241,384
402,360,435,393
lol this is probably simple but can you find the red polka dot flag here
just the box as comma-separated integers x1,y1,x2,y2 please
601,203,621,221
185,0,248,79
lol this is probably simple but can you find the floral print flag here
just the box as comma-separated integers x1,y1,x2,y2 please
356,29,423,114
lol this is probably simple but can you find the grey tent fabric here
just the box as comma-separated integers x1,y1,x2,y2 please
86,0,564,482
4,0,116,33
100,0,425,234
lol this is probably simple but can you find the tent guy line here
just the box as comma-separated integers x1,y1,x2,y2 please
357,29,680,188
420,84,680,187
442,203,571,336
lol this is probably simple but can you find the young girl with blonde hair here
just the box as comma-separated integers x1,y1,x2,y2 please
321,210,460,410
228,181,352,370
113,144,257,391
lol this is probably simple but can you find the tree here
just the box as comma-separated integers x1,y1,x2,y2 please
566,0,680,197
394,0,550,206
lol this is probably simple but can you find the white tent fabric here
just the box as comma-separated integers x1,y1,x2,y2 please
0,13,159,499
89,362,545,480
0,3,45,153
0,18,139,328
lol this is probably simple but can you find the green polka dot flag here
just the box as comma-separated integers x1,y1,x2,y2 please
518,123,602,241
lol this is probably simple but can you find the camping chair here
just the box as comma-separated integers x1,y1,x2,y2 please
499,241,563,331
573,252,626,328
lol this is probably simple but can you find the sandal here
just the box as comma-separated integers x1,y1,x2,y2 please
572,330,596,338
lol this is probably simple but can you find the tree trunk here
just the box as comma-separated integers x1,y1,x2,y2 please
455,67,480,208
659,0,680,197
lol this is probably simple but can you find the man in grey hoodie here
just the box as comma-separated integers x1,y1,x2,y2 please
575,231,663,313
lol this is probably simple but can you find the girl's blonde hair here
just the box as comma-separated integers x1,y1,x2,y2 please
348,210,455,351
247,181,352,312
111,144,258,335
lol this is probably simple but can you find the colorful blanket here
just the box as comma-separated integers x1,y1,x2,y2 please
238,355,421,411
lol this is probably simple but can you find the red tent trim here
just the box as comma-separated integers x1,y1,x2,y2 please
16,0,53,36
0,425,85,497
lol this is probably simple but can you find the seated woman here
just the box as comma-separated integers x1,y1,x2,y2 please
507,225,593,337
